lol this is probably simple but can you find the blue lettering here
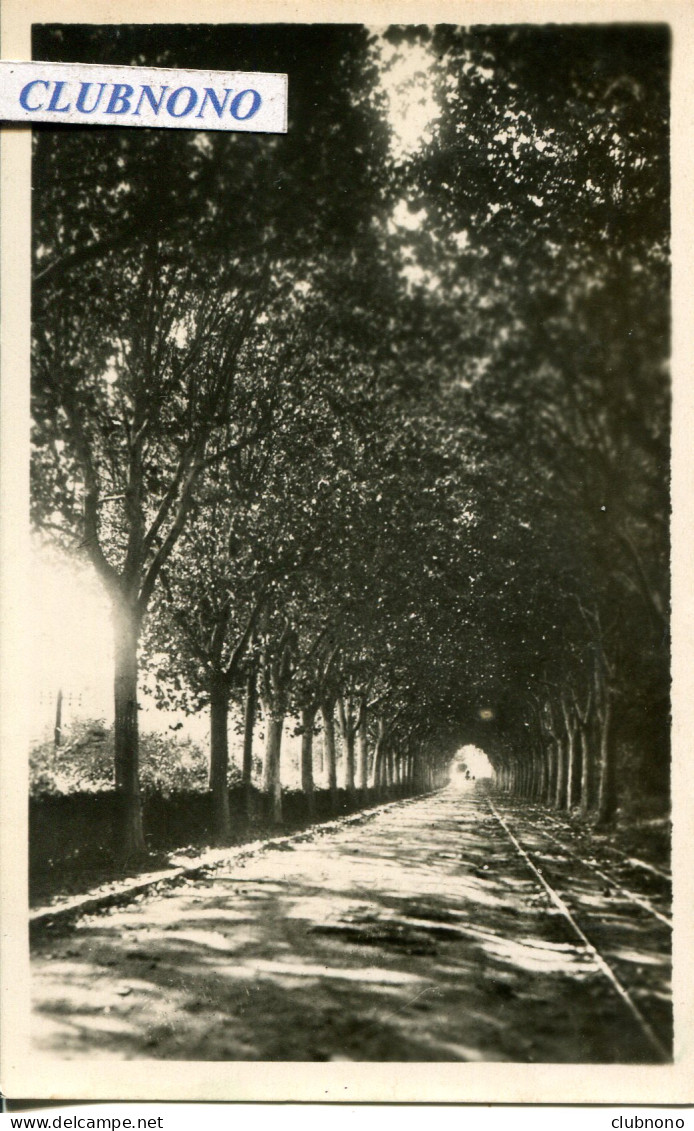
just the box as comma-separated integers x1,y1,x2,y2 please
166,86,197,118
195,87,232,119
19,79,49,111
230,89,261,120
134,85,169,116
46,81,71,113
106,84,134,115
75,82,107,114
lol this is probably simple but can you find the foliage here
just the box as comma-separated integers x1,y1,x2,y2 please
29,719,229,797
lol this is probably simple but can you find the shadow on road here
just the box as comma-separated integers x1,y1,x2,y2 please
32,791,671,1062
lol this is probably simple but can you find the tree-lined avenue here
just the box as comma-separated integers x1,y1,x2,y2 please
31,24,669,868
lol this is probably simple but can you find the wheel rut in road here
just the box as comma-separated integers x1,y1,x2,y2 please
31,787,671,1062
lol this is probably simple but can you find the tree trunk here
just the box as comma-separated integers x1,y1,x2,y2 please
524,758,533,797
321,701,338,810
386,745,394,791
596,698,617,825
566,722,580,809
520,759,528,797
112,597,146,857
301,705,316,818
555,739,568,809
559,697,579,810
54,688,63,747
344,730,356,795
371,719,385,793
209,674,232,843
414,748,424,792
242,664,257,821
543,745,555,805
263,709,284,826
405,752,414,793
535,747,546,801
579,725,592,816
357,698,368,800
337,696,356,797
375,740,386,791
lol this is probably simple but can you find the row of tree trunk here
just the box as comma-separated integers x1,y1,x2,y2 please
208,668,444,840
493,682,617,824
111,586,450,856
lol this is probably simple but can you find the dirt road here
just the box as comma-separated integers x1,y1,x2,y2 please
31,787,672,1062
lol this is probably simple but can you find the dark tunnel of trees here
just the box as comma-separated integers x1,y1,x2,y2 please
30,22,670,858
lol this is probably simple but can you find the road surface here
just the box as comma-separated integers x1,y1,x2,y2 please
31,786,672,1062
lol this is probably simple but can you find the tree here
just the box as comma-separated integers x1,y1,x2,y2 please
388,23,670,819
33,246,277,853
31,22,395,852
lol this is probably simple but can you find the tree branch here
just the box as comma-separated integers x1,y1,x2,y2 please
137,460,201,615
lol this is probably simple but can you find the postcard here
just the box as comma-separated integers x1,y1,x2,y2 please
1,0,692,1106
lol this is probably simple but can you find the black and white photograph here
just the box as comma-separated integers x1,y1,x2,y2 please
0,0,691,1105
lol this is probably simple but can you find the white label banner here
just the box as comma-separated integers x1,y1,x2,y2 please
0,60,287,132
